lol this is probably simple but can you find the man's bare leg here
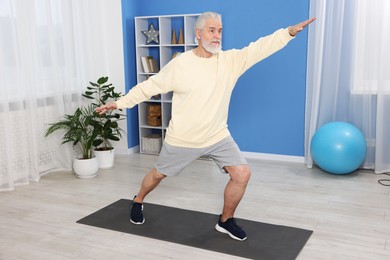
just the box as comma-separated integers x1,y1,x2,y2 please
214,164,251,240
221,164,251,221
133,167,166,203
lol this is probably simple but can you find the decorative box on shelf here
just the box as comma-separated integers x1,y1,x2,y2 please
141,134,162,154
147,103,161,116
147,116,162,126
146,103,162,126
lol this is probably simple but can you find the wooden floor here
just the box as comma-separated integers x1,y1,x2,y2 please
1,153,390,259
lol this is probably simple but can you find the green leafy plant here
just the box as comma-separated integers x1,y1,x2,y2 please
82,76,125,151
45,105,99,159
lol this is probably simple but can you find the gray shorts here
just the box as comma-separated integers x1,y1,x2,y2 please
155,135,247,176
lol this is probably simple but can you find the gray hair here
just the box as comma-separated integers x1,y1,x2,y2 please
194,11,222,31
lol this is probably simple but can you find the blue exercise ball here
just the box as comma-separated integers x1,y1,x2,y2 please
310,122,367,174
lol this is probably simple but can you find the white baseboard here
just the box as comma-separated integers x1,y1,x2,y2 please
127,145,140,154
241,151,304,164
122,146,304,164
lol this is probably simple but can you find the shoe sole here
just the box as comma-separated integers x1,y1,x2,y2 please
215,223,247,241
130,218,145,225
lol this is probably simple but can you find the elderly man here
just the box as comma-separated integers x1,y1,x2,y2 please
97,11,315,241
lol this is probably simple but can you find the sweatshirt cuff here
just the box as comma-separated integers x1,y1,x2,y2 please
115,99,128,110
280,28,295,44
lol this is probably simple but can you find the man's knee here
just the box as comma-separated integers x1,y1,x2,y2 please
226,165,251,185
151,168,167,181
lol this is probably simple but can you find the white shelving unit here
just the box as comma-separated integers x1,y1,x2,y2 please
135,14,199,154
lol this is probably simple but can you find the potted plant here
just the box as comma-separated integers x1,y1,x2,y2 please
45,105,100,178
82,76,125,169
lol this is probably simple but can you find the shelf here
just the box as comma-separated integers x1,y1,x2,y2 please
135,13,200,154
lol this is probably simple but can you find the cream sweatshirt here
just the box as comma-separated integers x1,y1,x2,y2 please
115,28,294,148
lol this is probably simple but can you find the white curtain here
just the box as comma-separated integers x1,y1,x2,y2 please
0,0,118,191
305,0,390,173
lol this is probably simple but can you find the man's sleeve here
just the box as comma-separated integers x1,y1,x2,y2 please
231,28,295,77
115,60,177,109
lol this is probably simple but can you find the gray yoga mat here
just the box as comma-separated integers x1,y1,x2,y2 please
77,199,312,259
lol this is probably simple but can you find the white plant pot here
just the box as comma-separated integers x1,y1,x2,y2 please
73,157,99,178
94,148,115,169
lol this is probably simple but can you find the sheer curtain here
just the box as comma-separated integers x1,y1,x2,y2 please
305,0,390,173
0,0,118,191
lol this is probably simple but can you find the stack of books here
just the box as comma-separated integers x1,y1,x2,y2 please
141,56,159,73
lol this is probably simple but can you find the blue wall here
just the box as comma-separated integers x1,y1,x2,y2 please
121,0,310,156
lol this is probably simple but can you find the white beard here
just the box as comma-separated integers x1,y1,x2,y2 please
201,39,222,54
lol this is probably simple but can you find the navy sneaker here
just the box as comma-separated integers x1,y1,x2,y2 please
130,196,145,224
215,215,247,241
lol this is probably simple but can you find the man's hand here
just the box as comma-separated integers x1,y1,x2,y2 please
95,102,117,115
288,17,316,37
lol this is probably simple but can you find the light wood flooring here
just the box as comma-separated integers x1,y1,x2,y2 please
1,153,390,259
